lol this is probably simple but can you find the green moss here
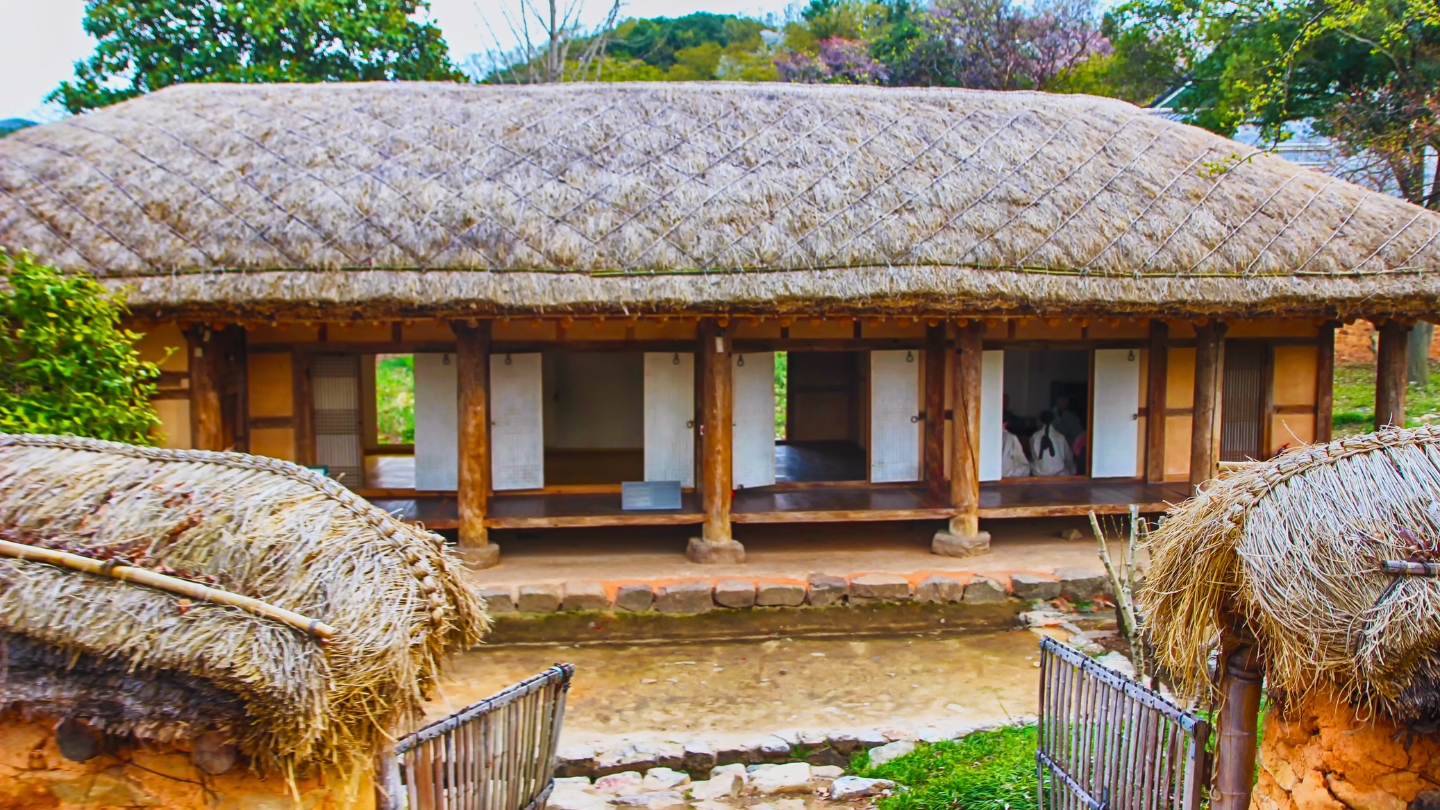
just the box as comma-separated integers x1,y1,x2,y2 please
855,726,1039,810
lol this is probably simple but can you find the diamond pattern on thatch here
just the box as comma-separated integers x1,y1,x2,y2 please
2,82,1438,316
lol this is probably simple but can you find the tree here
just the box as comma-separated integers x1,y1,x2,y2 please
50,0,462,113
0,251,162,445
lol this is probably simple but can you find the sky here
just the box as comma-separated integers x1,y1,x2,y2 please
0,0,788,122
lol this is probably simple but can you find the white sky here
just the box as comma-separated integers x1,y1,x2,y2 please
0,0,789,122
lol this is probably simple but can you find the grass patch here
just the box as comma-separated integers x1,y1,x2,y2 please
1333,361,1440,437
856,725,1039,810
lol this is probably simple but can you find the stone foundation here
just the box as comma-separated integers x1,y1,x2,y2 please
1255,690,1440,810
0,718,374,810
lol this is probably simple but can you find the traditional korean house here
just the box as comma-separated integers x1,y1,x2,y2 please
2,82,1436,567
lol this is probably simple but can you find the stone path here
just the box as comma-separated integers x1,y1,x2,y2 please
549,762,898,810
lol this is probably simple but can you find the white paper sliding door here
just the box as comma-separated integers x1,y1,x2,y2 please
1091,348,1142,478
413,353,459,491
978,350,1004,482
491,353,544,491
733,352,776,489
644,352,695,487
869,350,921,483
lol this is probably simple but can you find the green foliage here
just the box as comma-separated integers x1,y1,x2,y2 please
1332,360,1440,437
856,726,1040,810
375,354,415,445
0,251,160,444
774,351,789,440
51,0,462,114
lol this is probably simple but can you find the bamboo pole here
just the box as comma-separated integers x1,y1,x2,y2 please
1212,630,1262,810
0,538,337,641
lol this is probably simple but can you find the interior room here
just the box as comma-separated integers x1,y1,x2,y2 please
542,352,645,485
777,351,868,483
1002,349,1090,477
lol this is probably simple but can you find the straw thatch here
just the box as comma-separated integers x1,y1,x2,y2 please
1144,426,1440,721
2,82,1439,320
0,433,487,776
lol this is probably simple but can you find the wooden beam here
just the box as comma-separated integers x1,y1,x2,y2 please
1145,321,1170,483
948,322,985,536
292,351,315,467
699,319,734,544
924,324,948,500
1190,321,1228,488
1316,323,1335,442
1376,319,1410,429
184,326,224,451
453,321,495,563
732,507,956,524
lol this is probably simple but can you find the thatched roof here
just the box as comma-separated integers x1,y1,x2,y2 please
1145,427,1440,721
0,433,487,775
2,82,1438,320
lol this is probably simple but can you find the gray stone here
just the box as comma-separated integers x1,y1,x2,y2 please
516,583,563,613
1010,573,1061,602
830,776,896,800
715,741,754,766
963,576,1008,604
759,736,793,762
751,762,812,795
867,740,916,767
849,573,911,603
550,791,610,810
807,573,848,606
686,537,746,564
614,584,655,612
683,739,717,773
827,729,886,754
477,585,516,614
458,543,502,569
796,729,828,747
656,580,715,614
556,745,598,778
563,581,611,612
710,763,748,782
689,773,743,800
713,579,757,609
555,777,593,788
915,574,962,603
756,582,806,607
1055,567,1110,602
805,747,849,768
595,771,645,793
599,746,659,776
932,530,991,558
653,742,685,769
642,768,691,790
812,765,845,779
1412,790,1440,810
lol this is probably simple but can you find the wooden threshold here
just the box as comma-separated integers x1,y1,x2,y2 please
732,507,956,524
977,501,1173,519
484,513,705,529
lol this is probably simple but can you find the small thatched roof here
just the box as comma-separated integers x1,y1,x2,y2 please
0,433,487,776
1145,427,1440,721
2,82,1438,320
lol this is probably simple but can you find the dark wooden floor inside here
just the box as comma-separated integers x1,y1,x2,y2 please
977,479,1190,518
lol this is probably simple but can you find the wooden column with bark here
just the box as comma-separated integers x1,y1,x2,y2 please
1375,319,1410,429
1316,323,1335,442
690,318,743,563
453,321,499,568
1190,321,1228,489
1145,320,1170,483
934,321,988,556
184,325,224,452
1213,629,1263,810
924,324,948,500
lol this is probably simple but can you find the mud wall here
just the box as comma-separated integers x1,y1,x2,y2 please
1254,689,1440,810
1337,321,1440,366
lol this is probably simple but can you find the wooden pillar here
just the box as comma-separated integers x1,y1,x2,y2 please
691,318,741,562
924,324,948,500
1375,319,1410,429
453,321,498,567
1190,321,1228,488
942,321,985,545
1213,629,1263,810
184,325,224,451
1316,323,1335,442
1145,320,1170,483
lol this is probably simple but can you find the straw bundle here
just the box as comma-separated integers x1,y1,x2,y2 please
0,433,488,776
2,82,1438,320
1144,426,1440,721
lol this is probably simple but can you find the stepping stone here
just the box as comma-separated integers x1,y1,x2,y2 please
1055,567,1109,602
656,581,714,614
963,576,1008,604
915,574,962,603
1010,573,1061,601
477,585,516,614
849,574,911,603
751,762,813,795
614,584,654,612
756,582,806,607
516,583,562,613
713,579,756,609
806,573,848,606
563,581,611,612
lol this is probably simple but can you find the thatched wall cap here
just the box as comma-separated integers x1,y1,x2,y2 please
2,82,1438,318
1144,427,1440,720
0,433,487,774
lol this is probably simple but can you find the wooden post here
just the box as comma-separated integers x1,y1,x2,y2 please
184,325,224,451
1316,323,1335,442
1376,319,1410,429
935,321,988,556
1213,629,1263,810
1145,320,1170,483
689,318,743,563
924,324,948,500
453,321,499,568
1190,321,1228,489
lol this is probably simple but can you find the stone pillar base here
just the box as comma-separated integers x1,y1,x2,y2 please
457,544,502,569
686,537,746,564
932,530,991,558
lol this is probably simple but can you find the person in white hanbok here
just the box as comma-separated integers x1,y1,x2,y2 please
1030,410,1076,476
1002,420,1031,478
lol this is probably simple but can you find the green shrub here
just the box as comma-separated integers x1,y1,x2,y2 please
856,725,1040,810
0,250,160,443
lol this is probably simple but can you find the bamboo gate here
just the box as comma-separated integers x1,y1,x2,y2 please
1037,637,1210,810
386,664,574,810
